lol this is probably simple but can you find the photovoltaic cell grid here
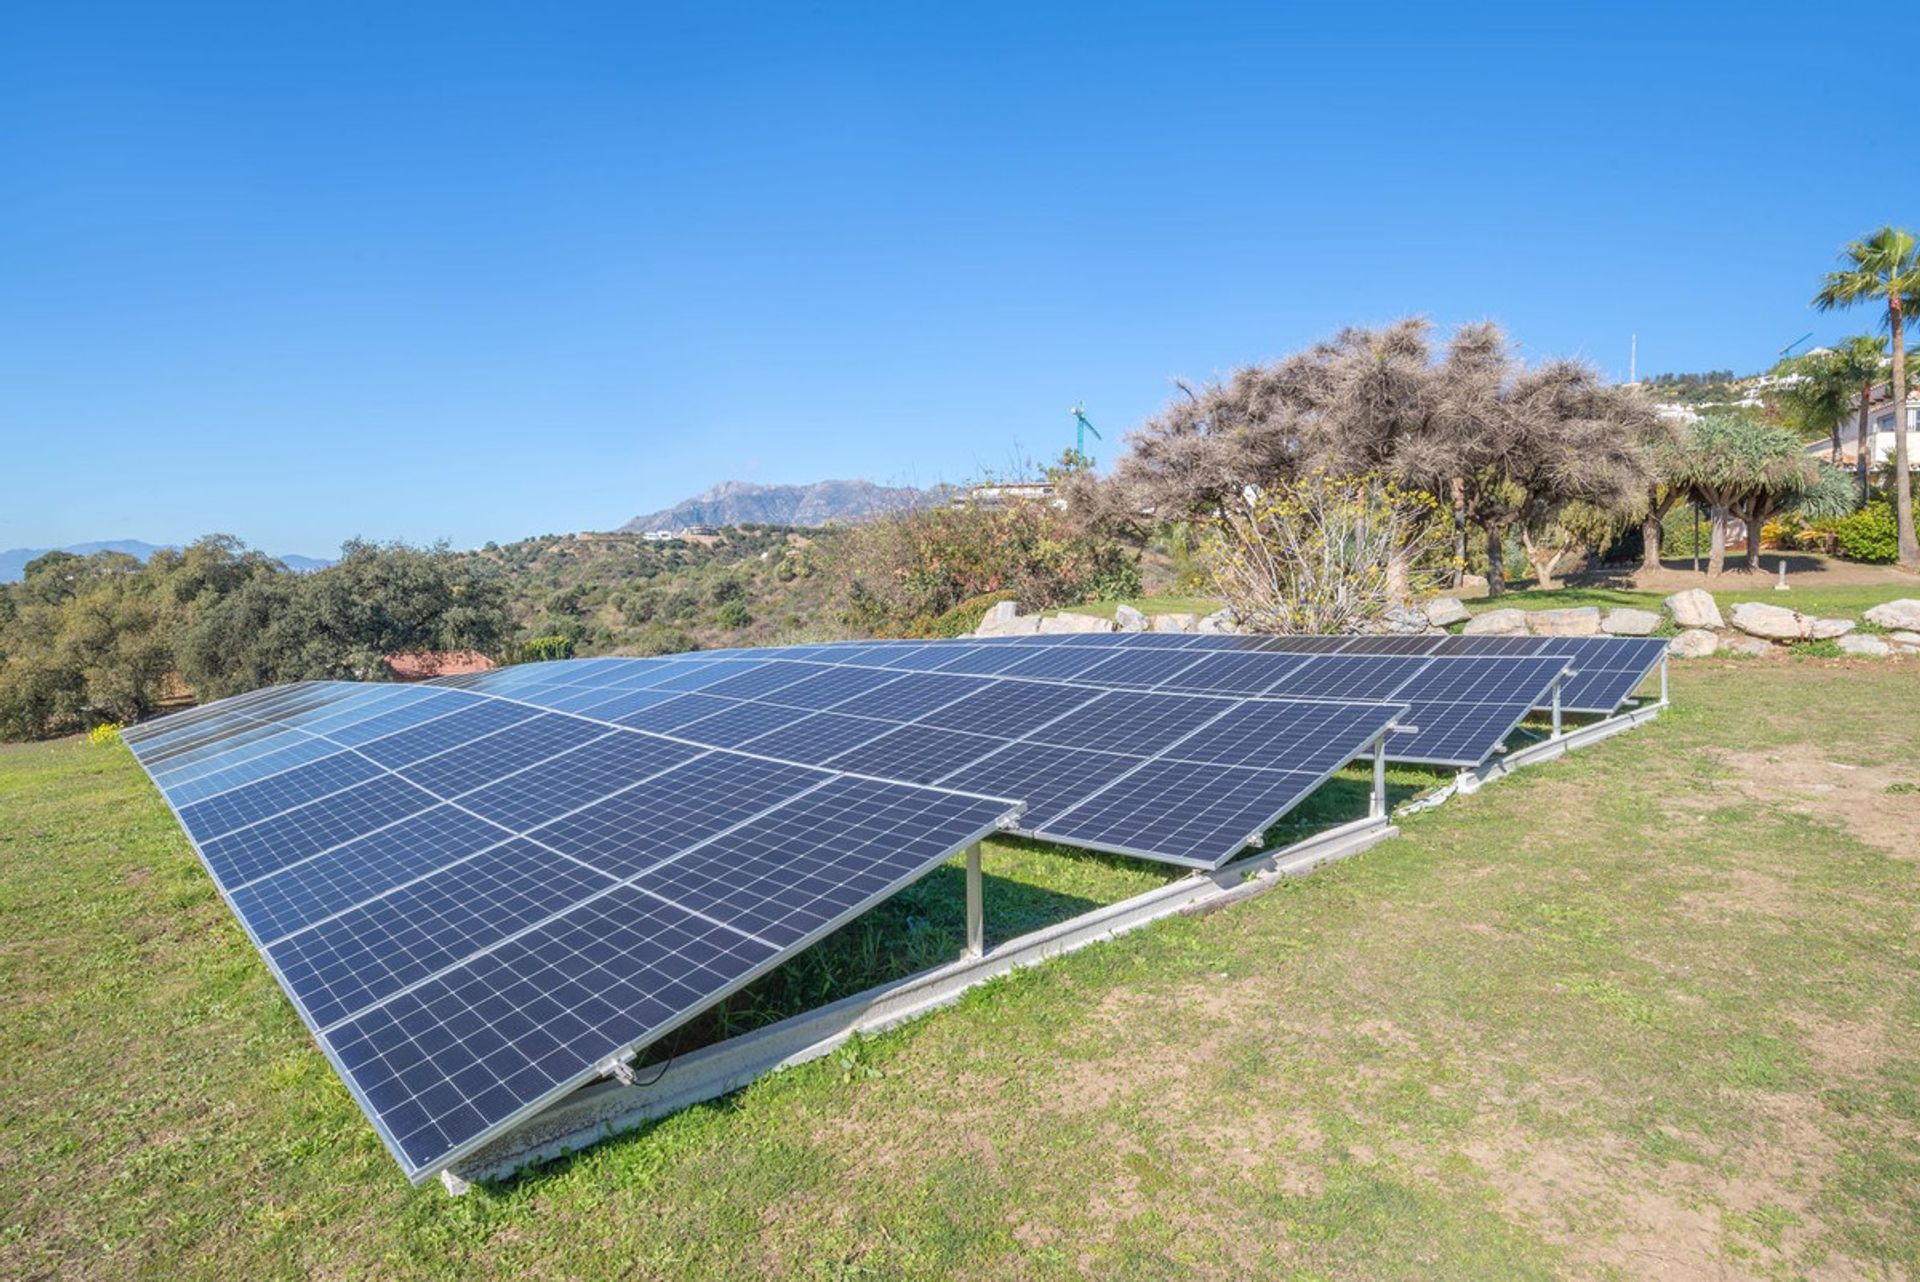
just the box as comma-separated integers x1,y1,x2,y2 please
652,628,1668,717
448,656,1408,850
466,639,1581,770
124,682,1016,1183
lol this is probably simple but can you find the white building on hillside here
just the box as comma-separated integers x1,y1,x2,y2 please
1812,381,1920,470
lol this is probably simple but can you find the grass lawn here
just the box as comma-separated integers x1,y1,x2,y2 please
3,661,1919,1278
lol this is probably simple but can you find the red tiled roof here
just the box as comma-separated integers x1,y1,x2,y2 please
383,650,497,681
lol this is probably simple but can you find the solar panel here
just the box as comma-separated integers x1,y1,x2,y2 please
125,681,1018,1183
1036,759,1339,865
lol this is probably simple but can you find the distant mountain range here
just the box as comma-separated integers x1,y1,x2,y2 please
619,479,940,533
0,540,332,583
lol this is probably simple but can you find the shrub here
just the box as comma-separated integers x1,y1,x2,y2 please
836,502,1139,636
87,721,124,746
1202,474,1448,634
519,634,575,663
1833,502,1899,564
715,600,753,630
918,590,1018,639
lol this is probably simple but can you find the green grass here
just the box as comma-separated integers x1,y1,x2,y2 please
4,664,1919,1279
1466,581,1915,620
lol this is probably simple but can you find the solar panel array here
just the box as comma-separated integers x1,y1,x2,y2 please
122,683,1017,1182
122,628,1665,1183
472,635,1632,769
434,655,1406,861
653,631,1667,717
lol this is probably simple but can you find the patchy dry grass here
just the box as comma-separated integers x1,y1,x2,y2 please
2,663,1918,1279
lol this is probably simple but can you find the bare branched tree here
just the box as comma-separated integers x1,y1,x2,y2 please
1101,321,1663,595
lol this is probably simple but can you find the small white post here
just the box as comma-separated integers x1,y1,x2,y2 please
1551,676,1564,739
964,842,983,958
1370,737,1387,819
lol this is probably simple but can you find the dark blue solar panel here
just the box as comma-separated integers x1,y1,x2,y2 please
201,774,442,889
320,692,484,748
527,754,827,878
1251,636,1351,653
557,688,684,723
693,661,824,700
912,679,1101,737
827,672,990,720
994,647,1117,681
1156,651,1305,695
631,776,1013,949
668,699,814,748
323,887,781,1177
927,645,1045,676
824,724,1007,785
1339,635,1445,655
354,701,543,769
1071,649,1209,689
643,661,763,693
1161,699,1400,774
397,714,611,800
269,838,617,1028
232,805,515,944
455,733,705,831
1392,655,1568,705
735,711,898,764
1261,655,1429,701
143,719,297,772
1037,760,1326,866
611,692,740,733
176,749,388,842
1026,690,1234,755
757,665,906,710
161,733,346,806
938,742,1144,828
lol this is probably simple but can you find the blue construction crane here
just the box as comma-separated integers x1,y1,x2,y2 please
1070,404,1101,458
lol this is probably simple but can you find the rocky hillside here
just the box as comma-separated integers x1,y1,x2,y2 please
619,479,936,533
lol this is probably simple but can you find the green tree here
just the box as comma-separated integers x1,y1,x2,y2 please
1831,335,1890,502
1679,414,1840,575
1814,227,1920,567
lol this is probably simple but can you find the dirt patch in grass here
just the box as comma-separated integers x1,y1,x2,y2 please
1703,746,1920,861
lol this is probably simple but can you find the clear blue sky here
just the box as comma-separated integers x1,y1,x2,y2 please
3,2,1911,556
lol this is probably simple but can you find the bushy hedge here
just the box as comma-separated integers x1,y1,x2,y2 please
1833,502,1899,564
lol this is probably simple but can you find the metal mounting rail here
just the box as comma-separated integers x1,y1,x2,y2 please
440,813,1396,1193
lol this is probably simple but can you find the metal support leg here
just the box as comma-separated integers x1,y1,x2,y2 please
964,842,983,958
1551,676,1564,739
1370,737,1387,819
1659,654,1670,705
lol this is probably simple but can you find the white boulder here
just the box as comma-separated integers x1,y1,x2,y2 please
1888,630,1920,651
1721,634,1777,657
1527,606,1603,637
1808,617,1856,640
1461,574,1490,593
1602,607,1662,636
1668,629,1718,658
1864,599,1920,632
1113,603,1149,632
1838,634,1891,657
1196,609,1239,634
1664,588,1723,630
1038,611,1115,634
1729,601,1811,642
1150,613,1198,633
973,601,1022,637
1464,607,1528,636
1424,597,1471,627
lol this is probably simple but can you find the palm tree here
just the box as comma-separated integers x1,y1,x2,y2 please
1814,227,1920,568
1831,335,1889,502
1774,347,1856,464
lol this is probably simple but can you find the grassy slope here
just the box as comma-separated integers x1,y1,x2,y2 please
3,663,1918,1279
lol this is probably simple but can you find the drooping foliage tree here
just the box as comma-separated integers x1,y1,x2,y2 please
1094,319,1667,597
1814,226,1920,568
